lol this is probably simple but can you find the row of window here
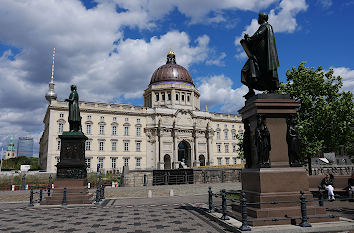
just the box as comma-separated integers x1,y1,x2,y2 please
216,124,242,129
59,113,141,124
57,140,142,152
155,91,191,103
217,157,238,165
90,157,141,169
56,157,141,169
216,131,238,140
216,144,237,153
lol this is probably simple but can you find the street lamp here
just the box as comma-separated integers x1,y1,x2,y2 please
0,147,3,173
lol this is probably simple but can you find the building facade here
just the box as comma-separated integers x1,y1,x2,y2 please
39,51,244,173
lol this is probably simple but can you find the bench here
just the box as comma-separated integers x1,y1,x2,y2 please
308,175,350,197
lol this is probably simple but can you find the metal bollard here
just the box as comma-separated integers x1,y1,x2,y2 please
299,190,311,227
39,188,43,202
95,186,100,205
220,189,229,220
208,187,214,213
101,184,105,200
29,188,34,207
48,186,51,197
62,187,67,206
239,191,251,231
318,188,324,207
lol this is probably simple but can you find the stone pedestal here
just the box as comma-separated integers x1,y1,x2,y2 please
230,94,338,226
42,132,92,205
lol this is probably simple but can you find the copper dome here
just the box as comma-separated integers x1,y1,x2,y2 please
150,51,194,86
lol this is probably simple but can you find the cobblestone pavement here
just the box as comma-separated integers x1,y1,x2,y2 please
0,195,229,233
0,182,241,202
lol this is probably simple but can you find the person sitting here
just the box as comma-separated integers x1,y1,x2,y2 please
320,173,335,201
347,173,354,201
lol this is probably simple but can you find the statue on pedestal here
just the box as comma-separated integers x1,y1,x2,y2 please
65,85,82,132
255,115,271,167
286,115,301,167
240,12,280,99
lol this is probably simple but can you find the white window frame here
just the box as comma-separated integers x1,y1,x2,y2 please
124,158,129,167
124,126,129,136
112,141,117,151
99,141,104,151
225,144,229,153
136,127,141,136
136,141,141,152
112,125,117,135
111,158,117,169
124,142,129,151
217,144,221,153
216,131,220,140
225,157,230,165
57,140,61,151
86,124,91,134
85,141,91,151
58,123,64,133
85,158,91,169
136,158,141,167
217,157,222,165
99,125,105,135
98,158,104,169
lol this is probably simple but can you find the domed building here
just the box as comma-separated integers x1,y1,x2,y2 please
39,50,243,175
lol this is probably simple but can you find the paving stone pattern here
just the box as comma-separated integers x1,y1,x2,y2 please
0,198,228,233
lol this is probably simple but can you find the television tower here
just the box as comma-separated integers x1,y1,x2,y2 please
45,47,57,102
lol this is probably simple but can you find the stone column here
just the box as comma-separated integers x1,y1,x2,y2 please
193,131,200,167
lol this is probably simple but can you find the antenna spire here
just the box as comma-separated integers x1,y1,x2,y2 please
50,47,56,83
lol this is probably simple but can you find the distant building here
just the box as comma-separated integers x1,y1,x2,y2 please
17,137,34,157
5,136,16,160
39,51,244,173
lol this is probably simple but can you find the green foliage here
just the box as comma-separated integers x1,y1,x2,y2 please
234,133,244,159
280,62,354,158
1,156,40,170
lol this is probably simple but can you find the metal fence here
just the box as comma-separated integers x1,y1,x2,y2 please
207,187,353,231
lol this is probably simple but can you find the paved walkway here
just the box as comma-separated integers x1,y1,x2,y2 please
0,195,229,233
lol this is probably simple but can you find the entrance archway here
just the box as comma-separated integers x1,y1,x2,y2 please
199,154,205,166
178,141,191,167
164,154,171,170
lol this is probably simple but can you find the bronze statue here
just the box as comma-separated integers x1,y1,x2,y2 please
240,12,280,99
286,115,301,167
255,115,271,167
65,85,82,132
243,119,252,168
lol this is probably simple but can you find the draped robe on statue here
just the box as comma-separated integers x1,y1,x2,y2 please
241,22,280,92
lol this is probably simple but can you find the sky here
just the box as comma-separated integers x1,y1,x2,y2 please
0,0,353,156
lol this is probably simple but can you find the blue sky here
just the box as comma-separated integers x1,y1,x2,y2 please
0,0,353,154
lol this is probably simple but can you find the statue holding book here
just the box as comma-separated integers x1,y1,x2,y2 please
240,12,280,99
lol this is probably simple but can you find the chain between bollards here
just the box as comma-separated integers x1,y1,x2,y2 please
208,187,214,213
220,189,230,220
62,187,67,206
239,191,251,231
28,187,34,207
299,190,311,227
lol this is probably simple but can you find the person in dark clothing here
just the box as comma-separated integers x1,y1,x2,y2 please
320,173,335,200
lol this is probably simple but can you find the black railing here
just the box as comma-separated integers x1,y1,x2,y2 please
206,187,353,231
153,174,194,185
28,187,51,206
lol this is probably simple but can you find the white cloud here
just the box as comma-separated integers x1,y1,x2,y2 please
0,0,212,151
317,0,332,9
198,75,248,113
331,67,354,92
206,52,226,66
234,0,308,58
115,0,278,25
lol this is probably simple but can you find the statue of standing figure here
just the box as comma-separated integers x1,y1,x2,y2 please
65,85,82,132
255,115,271,167
286,115,301,167
240,12,280,99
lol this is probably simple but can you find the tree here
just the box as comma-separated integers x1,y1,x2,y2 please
280,62,354,161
